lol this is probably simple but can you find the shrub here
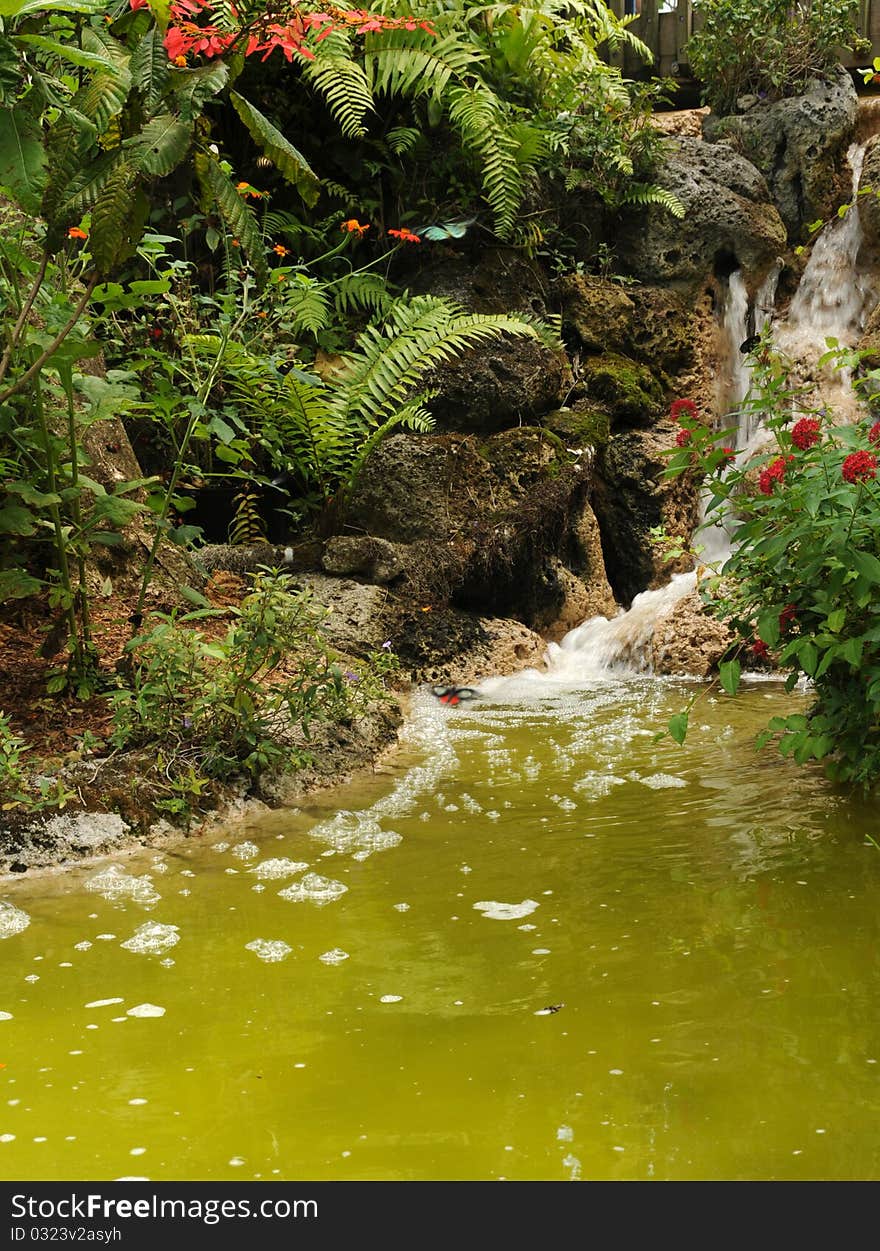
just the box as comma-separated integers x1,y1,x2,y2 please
664,337,880,787
687,0,864,113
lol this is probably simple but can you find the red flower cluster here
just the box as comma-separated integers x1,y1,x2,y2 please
790,417,821,450
675,428,691,447
842,450,878,484
751,638,770,660
758,455,792,495
159,0,436,64
670,398,698,423
869,422,880,445
778,603,797,634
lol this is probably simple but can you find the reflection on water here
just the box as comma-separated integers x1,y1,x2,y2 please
2,680,880,1181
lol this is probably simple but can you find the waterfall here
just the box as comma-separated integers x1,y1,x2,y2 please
537,144,876,682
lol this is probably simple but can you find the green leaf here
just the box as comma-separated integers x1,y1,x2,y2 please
797,640,819,676
89,494,144,527
179,584,211,607
0,567,42,600
89,160,149,275
0,502,36,535
667,711,689,745
756,608,780,649
718,658,741,696
15,34,125,76
852,550,880,583
130,28,169,114
196,153,268,287
0,106,47,213
169,60,229,123
0,0,105,14
229,92,320,207
5,482,61,507
826,607,846,632
125,114,193,177
838,637,864,668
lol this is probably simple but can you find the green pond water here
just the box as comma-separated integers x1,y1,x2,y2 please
2,676,880,1182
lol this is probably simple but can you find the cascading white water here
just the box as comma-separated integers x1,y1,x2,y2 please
536,145,876,683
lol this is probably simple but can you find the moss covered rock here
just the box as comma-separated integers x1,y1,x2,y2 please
542,405,611,448
580,353,664,424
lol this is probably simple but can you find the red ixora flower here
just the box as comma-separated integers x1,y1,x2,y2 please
759,455,792,495
790,417,821,450
868,422,880,445
842,450,878,484
779,603,798,633
751,638,770,660
670,398,699,423
388,227,421,244
675,428,691,447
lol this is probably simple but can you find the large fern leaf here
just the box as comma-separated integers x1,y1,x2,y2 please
364,28,484,101
197,154,269,287
58,149,126,221
89,159,149,274
130,28,170,114
169,60,229,123
125,114,193,177
229,92,320,207
300,32,374,139
447,85,526,240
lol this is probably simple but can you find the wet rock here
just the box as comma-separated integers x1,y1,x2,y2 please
541,406,609,449
405,247,552,319
615,136,787,291
703,66,858,238
322,536,404,584
0,812,133,874
425,334,572,432
567,497,618,619
858,134,880,252
557,275,695,376
392,608,546,685
650,585,734,677
591,426,700,605
857,297,880,368
291,574,391,655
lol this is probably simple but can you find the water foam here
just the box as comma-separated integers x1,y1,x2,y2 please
120,923,180,956
0,902,30,939
85,866,160,907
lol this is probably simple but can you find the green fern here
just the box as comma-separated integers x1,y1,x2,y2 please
301,31,374,139
125,114,193,177
89,159,149,274
229,489,267,545
447,84,527,240
332,272,394,320
196,154,269,287
284,277,332,336
619,183,685,219
129,28,170,114
364,28,485,102
229,92,320,207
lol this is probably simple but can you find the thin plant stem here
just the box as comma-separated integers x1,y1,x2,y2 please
0,275,98,406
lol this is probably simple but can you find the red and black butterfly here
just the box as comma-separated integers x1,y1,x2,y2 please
432,685,480,706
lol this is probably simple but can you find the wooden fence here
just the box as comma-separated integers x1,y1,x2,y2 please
607,0,880,80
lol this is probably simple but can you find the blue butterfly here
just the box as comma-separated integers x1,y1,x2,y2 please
416,217,478,242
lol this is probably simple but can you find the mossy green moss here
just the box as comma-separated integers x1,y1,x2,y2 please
542,407,611,448
580,353,663,424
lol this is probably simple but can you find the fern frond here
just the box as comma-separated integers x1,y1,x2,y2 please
169,60,229,123
301,32,374,139
125,114,193,177
329,295,548,434
620,183,685,219
70,69,131,134
197,154,269,287
447,84,525,239
332,272,394,319
284,278,332,335
89,159,149,275
364,28,484,101
229,91,320,207
229,489,267,544
385,125,422,156
130,28,170,114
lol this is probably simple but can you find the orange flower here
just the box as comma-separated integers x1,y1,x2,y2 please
67,227,88,240
341,218,370,237
174,54,187,66
235,181,264,199
272,244,290,256
236,181,249,191
256,311,268,319
388,227,421,244
231,239,240,248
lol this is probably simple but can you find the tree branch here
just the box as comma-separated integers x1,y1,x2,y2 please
0,274,98,406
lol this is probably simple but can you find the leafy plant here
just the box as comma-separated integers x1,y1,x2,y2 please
688,0,866,113
663,336,880,787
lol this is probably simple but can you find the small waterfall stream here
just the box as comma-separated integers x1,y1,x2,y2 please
534,143,876,684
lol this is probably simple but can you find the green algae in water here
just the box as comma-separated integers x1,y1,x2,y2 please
3,678,880,1181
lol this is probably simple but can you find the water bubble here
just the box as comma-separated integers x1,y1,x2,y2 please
393,903,410,912
85,998,124,1009
0,1013,12,1022
120,923,179,957
85,866,160,907
245,939,293,963
230,841,259,861
473,899,539,921
250,858,310,881
379,995,403,1004
73,941,92,952
279,873,347,905
126,1004,165,1019
0,1135,15,1143
319,949,350,965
